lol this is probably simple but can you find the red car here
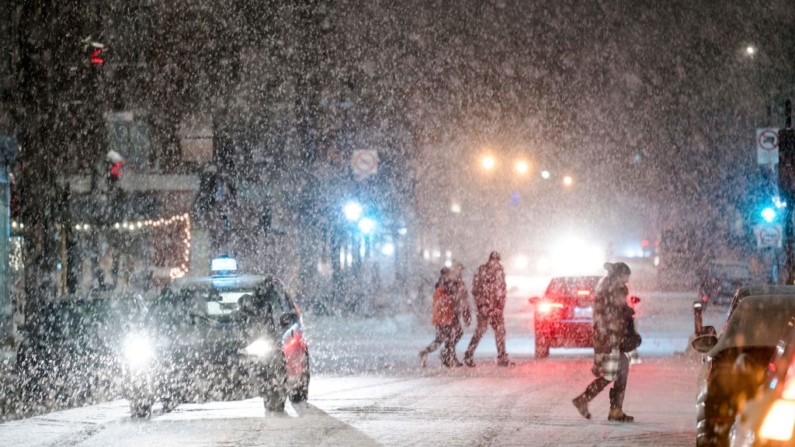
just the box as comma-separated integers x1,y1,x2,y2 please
529,276,601,358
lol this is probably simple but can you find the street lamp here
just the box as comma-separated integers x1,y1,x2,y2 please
451,203,462,213
343,201,363,221
481,155,496,170
358,217,375,234
541,170,551,180
746,45,756,57
762,207,777,223
563,175,574,186
515,160,529,175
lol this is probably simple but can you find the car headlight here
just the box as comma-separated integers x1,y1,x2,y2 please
123,334,154,369
243,339,274,357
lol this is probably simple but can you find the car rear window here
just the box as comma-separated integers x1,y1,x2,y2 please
717,296,795,352
545,277,600,297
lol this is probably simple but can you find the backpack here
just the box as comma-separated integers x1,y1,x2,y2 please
432,285,455,325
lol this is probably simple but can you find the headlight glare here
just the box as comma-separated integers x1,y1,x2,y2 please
124,335,154,369
244,339,273,357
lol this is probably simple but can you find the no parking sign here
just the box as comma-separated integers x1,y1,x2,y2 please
754,223,783,249
351,150,379,180
757,127,780,165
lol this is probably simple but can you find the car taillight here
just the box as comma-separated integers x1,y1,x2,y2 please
576,290,591,296
538,302,564,313
759,400,795,442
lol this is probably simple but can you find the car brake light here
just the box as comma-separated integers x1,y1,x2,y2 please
760,400,795,441
538,302,564,313
576,290,591,296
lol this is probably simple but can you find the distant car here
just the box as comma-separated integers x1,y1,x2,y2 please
529,276,601,358
700,260,752,307
691,295,795,447
730,316,795,447
122,260,310,417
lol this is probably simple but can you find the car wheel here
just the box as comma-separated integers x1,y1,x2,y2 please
264,388,286,412
289,349,311,403
129,400,153,418
535,336,550,359
263,354,287,412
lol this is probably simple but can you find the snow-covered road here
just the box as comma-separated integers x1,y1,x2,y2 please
0,291,724,446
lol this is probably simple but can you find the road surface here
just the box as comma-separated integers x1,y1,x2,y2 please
1,290,724,446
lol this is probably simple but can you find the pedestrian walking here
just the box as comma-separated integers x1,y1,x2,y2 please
419,267,466,367
572,261,639,422
463,251,514,367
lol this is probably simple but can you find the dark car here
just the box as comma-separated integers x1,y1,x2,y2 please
699,261,752,307
529,276,601,358
121,265,310,417
730,317,795,446
691,295,795,447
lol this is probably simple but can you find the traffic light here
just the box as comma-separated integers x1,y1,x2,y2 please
82,37,106,67
106,150,124,182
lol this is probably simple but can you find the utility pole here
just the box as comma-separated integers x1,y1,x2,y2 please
779,100,795,283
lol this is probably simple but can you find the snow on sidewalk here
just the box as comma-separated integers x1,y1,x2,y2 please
0,400,130,447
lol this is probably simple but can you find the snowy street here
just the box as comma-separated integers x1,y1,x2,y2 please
0,291,724,446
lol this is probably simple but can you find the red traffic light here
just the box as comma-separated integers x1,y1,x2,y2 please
90,48,104,65
110,161,123,179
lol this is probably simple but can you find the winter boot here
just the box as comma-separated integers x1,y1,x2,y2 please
572,395,591,420
463,357,476,367
607,388,634,422
419,350,428,368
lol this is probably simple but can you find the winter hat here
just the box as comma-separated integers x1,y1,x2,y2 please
604,262,631,276
489,251,501,261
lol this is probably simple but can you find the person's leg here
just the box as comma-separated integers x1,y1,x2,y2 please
491,311,509,363
420,326,445,367
444,322,463,366
608,354,633,422
572,376,610,420
464,313,489,364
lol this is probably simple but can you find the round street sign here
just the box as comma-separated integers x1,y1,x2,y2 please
758,129,779,152
755,224,782,249
351,150,378,177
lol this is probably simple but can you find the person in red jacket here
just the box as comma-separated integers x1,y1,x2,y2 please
419,267,466,367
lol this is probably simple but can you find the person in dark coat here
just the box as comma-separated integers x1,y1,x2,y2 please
419,267,465,367
572,261,636,422
463,251,514,367
449,261,472,358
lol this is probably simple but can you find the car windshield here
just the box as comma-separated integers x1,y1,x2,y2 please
545,277,600,298
151,286,274,325
716,297,795,352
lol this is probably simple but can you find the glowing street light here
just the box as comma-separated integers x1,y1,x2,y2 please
481,155,496,170
746,45,756,56
762,207,777,223
515,160,529,175
451,203,462,213
358,217,376,234
563,175,574,186
540,170,551,180
343,201,363,221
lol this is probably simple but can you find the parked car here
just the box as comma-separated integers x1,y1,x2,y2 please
730,317,795,447
691,295,795,447
122,258,310,417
